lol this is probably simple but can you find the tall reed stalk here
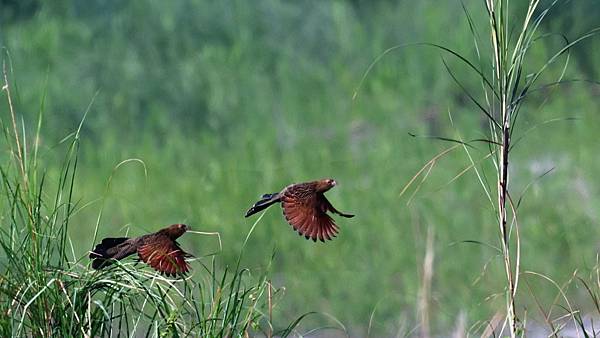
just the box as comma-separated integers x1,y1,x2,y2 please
484,1,597,335
389,0,600,335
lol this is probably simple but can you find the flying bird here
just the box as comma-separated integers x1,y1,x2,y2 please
89,223,192,277
245,179,354,242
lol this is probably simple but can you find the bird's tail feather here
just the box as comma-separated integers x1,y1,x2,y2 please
245,193,280,217
90,237,129,269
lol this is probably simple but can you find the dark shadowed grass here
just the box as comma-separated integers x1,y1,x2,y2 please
0,62,306,337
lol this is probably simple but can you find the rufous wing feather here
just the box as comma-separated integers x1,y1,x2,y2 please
137,237,191,277
281,192,339,242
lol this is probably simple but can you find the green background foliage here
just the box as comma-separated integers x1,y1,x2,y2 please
1,0,599,335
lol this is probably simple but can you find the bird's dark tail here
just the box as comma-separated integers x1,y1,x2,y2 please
245,193,280,218
89,237,129,269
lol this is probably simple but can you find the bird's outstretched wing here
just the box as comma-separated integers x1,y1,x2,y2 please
137,236,191,277
281,188,339,242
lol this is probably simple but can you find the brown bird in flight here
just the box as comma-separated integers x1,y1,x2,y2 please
245,179,354,242
89,224,192,277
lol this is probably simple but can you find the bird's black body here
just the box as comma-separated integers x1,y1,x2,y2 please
90,236,146,269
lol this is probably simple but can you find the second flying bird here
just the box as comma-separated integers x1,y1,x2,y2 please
245,178,354,242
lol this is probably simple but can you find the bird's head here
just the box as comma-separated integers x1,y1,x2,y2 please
315,178,337,192
164,223,189,239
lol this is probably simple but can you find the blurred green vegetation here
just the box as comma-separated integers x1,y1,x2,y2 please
1,0,599,335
